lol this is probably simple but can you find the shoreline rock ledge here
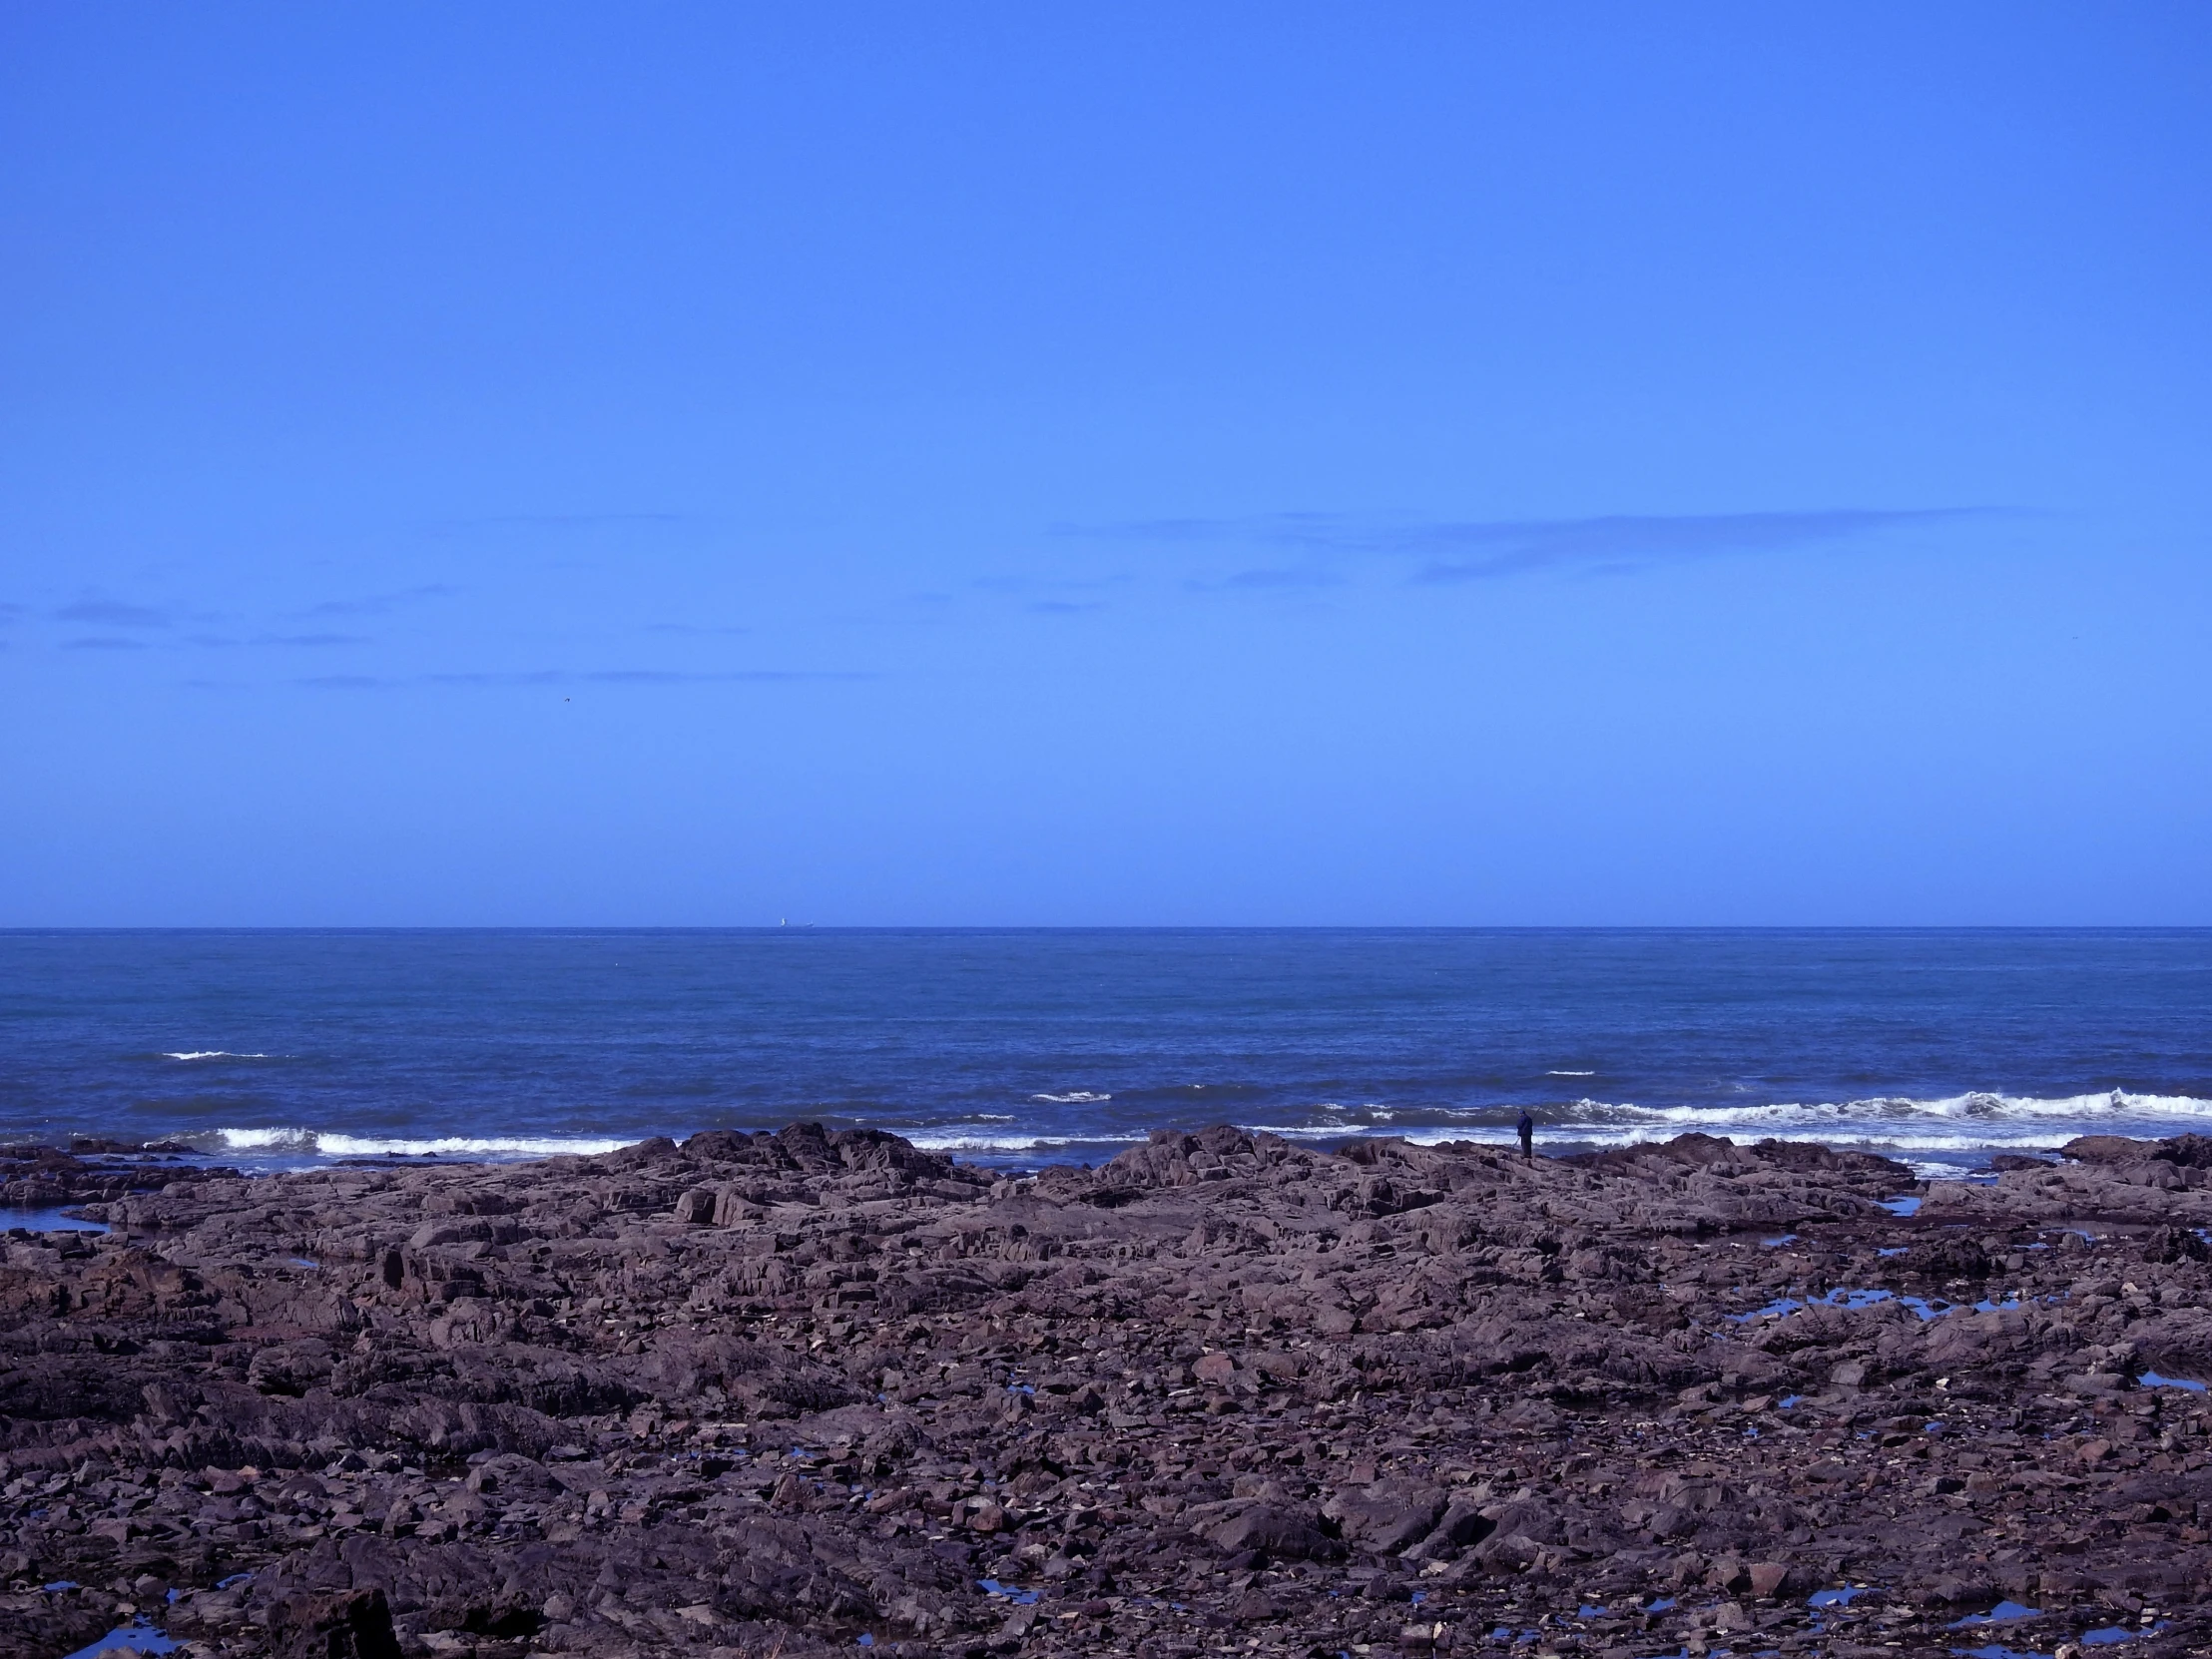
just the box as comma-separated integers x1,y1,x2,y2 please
7,1124,2212,1656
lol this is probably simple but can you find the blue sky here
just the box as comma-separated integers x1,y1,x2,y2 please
3,4,2208,924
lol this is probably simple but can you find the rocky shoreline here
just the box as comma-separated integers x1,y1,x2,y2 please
6,1126,2212,1659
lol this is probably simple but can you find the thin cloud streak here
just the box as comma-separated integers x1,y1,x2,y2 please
1068,507,1984,582
56,599,170,627
297,584,458,618
426,512,688,540
463,512,684,527
1195,567,1345,592
578,669,874,684
299,668,877,689
1399,509,1981,582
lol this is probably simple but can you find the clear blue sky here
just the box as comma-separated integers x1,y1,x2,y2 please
4,4,2207,925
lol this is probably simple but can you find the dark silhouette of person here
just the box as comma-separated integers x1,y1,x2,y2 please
1516,1108,1534,1163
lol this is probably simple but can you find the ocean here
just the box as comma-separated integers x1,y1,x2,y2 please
2,928,2208,1179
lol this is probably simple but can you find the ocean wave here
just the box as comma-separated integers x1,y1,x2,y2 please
319,1134,633,1159
898,1129,1148,1154
883,1088,2212,1162
1303,1090,2212,1156
1540,1089,2212,1135
208,1127,631,1160
69,1085,2212,1176
211,1127,308,1149
161,1051,273,1062
1029,1091,1112,1104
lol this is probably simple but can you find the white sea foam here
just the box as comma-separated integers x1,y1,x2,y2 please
163,1051,271,1061
210,1127,630,1160
821,1088,2212,1167
898,1129,1146,1153
1540,1089,2212,1142
1341,1089,2212,1160
1546,1070,1596,1077
135,1086,2212,1176
320,1134,632,1158
214,1127,309,1149
1029,1091,1112,1104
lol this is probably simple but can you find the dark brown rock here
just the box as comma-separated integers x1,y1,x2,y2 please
1209,1504,1345,1561
1324,1477,1448,1553
268,1586,402,1659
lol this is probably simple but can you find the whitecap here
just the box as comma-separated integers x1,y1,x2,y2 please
212,1127,313,1149
898,1129,1146,1153
1444,1088,2212,1157
209,1127,631,1160
315,1133,632,1159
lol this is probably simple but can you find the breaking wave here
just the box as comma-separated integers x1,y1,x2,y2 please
1522,1089,2212,1151
51,1089,2212,1179
809,1089,2212,1168
900,1129,1145,1154
205,1127,631,1161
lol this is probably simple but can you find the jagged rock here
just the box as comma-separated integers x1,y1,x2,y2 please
268,1586,402,1659
1207,1504,1344,1561
1324,1478,1448,1553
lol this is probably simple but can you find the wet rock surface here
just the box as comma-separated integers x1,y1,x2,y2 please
4,1125,2212,1656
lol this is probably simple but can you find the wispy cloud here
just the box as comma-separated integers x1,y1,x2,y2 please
969,572,1132,616
56,599,170,628
424,511,689,545
426,671,568,687
301,668,876,690
1187,567,1345,593
1071,507,1981,583
1396,510,1979,582
578,669,867,684
456,512,684,529
112,631,372,650
62,636,152,651
297,584,458,618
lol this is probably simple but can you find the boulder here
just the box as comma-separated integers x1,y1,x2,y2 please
268,1587,402,1659
1324,1477,1449,1553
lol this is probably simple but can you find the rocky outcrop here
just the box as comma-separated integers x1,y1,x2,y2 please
1,1127,2209,1656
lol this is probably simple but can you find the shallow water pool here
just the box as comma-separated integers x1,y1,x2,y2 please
61,1625,176,1658
0,1208,108,1234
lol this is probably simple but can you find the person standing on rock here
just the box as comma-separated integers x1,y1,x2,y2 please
1516,1108,1534,1163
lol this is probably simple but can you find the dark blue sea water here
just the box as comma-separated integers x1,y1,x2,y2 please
2,929,2208,1177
